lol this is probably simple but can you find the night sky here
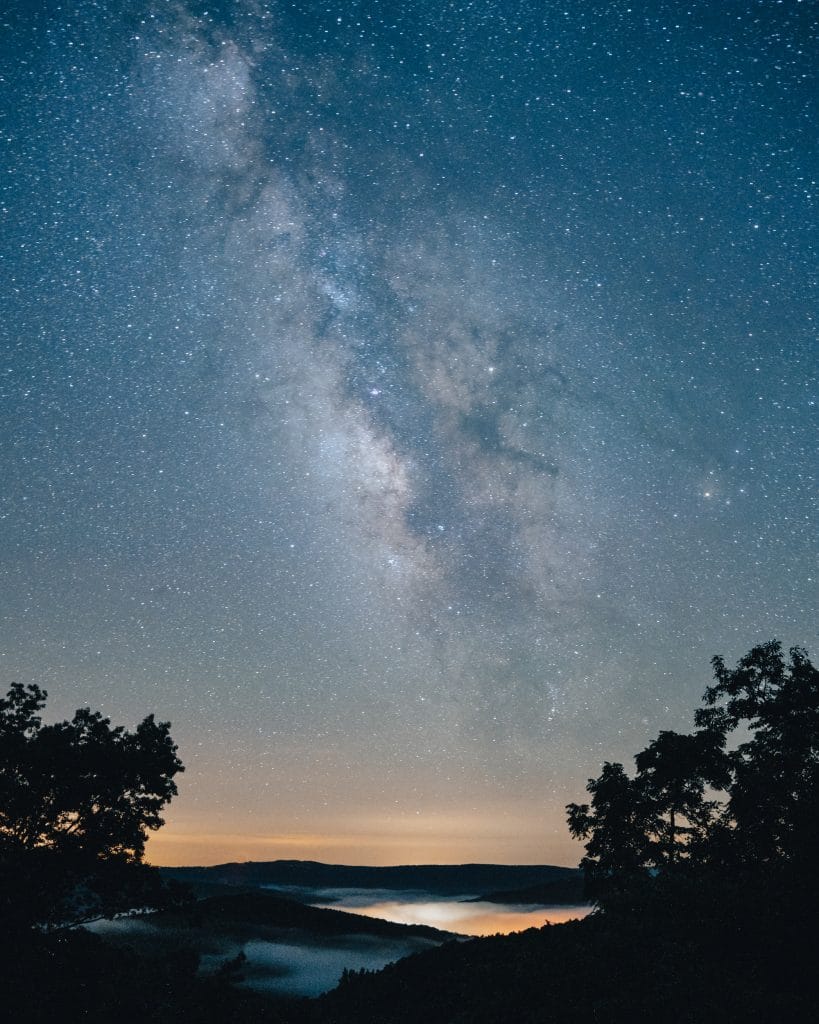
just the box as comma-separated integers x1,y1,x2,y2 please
2,1,816,867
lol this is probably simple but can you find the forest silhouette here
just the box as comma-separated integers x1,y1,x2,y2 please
1,640,817,1022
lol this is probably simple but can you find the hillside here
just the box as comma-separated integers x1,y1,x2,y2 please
469,875,586,905
88,889,457,1002
145,889,457,942
305,876,817,1024
161,860,580,897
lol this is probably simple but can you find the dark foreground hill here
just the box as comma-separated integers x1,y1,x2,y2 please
5,871,816,1024
162,860,580,897
303,873,818,1024
3,890,455,1024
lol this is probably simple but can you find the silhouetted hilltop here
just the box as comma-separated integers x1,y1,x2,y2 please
150,889,457,942
306,875,817,1024
161,860,580,896
468,875,587,905
76,889,457,1014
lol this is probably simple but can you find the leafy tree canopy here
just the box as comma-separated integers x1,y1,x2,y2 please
567,642,819,902
0,683,184,929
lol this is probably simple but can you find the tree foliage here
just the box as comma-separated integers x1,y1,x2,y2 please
566,762,654,895
698,641,819,867
0,683,184,929
567,641,819,901
634,726,729,865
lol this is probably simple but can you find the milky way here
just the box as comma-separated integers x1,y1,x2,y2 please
1,1,816,864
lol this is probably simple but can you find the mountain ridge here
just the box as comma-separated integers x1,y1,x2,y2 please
160,859,581,896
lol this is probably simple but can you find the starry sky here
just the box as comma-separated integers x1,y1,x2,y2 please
1,1,816,867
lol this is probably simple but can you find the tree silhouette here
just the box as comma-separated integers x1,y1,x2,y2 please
634,727,729,866
566,761,654,897
0,683,184,930
568,642,819,904
696,641,819,868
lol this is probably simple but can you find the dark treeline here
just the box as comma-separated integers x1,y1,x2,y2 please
2,641,817,1022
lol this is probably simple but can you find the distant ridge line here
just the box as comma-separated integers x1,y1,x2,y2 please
161,859,581,896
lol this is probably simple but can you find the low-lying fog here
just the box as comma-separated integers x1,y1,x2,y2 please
89,915,443,998
90,891,591,998
299,887,592,938
218,935,437,997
